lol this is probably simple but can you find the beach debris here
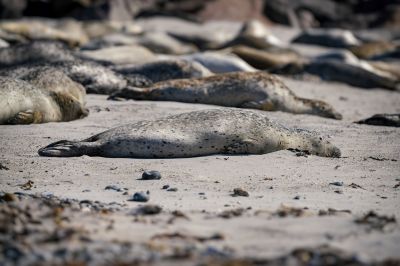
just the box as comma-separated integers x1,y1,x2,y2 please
232,188,249,197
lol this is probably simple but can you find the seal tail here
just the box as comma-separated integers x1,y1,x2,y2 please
38,140,99,157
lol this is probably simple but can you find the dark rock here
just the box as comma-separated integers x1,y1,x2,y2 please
356,114,400,127
141,170,162,180
329,181,344,187
232,188,249,197
104,185,123,192
134,204,162,215
162,185,170,190
131,192,149,202
167,187,178,192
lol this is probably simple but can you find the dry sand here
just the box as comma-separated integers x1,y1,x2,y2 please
0,20,399,265
1,75,400,265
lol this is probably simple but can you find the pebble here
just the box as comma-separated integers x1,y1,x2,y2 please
0,193,16,202
162,185,170,189
135,204,162,215
131,192,149,202
329,181,344,186
293,195,300,200
232,188,249,197
105,185,123,192
167,187,178,192
141,170,162,180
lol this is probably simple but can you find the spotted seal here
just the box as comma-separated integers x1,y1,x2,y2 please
113,59,212,83
0,75,88,124
110,71,342,119
0,41,76,67
38,108,341,158
292,28,361,48
0,60,152,95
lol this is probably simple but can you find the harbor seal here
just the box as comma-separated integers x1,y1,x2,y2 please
0,76,88,124
0,41,76,67
113,59,212,83
292,29,360,48
178,52,256,73
230,45,304,70
38,109,341,158
110,71,342,120
221,20,285,50
13,67,87,106
0,60,151,95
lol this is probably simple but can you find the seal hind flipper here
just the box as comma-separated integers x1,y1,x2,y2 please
7,110,43,124
38,140,99,157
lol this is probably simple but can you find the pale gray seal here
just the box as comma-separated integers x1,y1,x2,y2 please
38,109,341,158
110,71,342,120
0,76,88,124
220,20,285,50
178,52,256,73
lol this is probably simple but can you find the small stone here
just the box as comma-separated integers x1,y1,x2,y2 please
141,170,161,180
334,190,343,194
135,204,162,215
198,192,205,195
329,181,344,186
232,188,249,197
82,189,91,193
162,185,170,189
41,192,54,197
293,195,300,200
105,185,123,192
1,193,16,202
167,187,178,192
131,192,149,202
122,191,128,195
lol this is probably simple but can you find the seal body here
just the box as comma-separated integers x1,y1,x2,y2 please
4,67,87,105
0,76,88,124
38,109,341,158
110,71,342,119
0,60,150,95
292,29,360,48
114,59,212,83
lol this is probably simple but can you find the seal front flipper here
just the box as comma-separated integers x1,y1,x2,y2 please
224,138,259,154
7,110,43,124
240,100,275,111
38,140,99,157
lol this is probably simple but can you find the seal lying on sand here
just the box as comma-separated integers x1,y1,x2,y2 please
231,45,304,70
0,41,76,67
38,109,341,158
356,114,400,127
110,71,342,119
220,20,285,50
0,76,88,124
0,61,151,95
3,67,87,105
292,28,360,48
178,52,256,73
113,59,212,83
